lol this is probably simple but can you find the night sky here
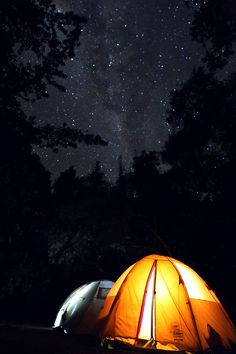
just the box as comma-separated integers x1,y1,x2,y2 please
28,0,203,181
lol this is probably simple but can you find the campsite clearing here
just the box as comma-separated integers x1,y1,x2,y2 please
0,324,103,354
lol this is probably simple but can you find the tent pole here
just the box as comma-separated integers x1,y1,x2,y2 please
151,260,157,342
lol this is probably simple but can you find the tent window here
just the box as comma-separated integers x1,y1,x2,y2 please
97,287,110,299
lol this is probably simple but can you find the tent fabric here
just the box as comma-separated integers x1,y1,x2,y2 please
53,279,114,335
98,255,236,352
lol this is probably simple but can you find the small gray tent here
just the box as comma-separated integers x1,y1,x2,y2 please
53,279,114,335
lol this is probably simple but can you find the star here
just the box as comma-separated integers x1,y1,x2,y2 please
28,0,201,181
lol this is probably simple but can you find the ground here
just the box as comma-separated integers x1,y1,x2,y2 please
0,325,104,354
0,324,236,354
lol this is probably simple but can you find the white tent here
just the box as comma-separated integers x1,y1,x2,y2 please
53,279,114,335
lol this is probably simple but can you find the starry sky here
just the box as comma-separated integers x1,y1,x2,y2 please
29,0,203,181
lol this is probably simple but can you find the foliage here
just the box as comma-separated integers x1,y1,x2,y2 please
0,0,85,106
163,68,236,201
0,0,105,320
188,0,236,70
163,0,236,303
0,0,107,148
1,0,236,324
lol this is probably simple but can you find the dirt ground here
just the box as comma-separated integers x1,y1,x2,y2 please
0,325,109,354
1,324,236,354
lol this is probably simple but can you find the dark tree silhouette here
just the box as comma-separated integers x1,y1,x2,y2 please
0,0,106,323
0,0,107,148
163,68,236,202
164,0,236,204
127,151,173,256
162,0,236,310
47,162,116,311
186,0,236,70
1,1,83,104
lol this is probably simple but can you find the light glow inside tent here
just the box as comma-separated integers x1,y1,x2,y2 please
173,261,213,301
138,262,156,340
98,255,236,353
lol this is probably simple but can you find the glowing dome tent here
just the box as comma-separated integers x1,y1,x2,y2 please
54,279,114,335
98,255,236,352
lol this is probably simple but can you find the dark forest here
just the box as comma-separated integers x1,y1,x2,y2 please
0,0,236,329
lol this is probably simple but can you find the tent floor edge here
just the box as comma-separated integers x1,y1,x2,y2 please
101,337,195,354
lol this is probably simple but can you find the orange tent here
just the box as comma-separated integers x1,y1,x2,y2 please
98,254,236,352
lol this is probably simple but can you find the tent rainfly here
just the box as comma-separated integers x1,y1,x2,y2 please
53,279,114,335
98,254,236,352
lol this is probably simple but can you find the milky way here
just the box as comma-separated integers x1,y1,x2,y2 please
29,0,202,181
